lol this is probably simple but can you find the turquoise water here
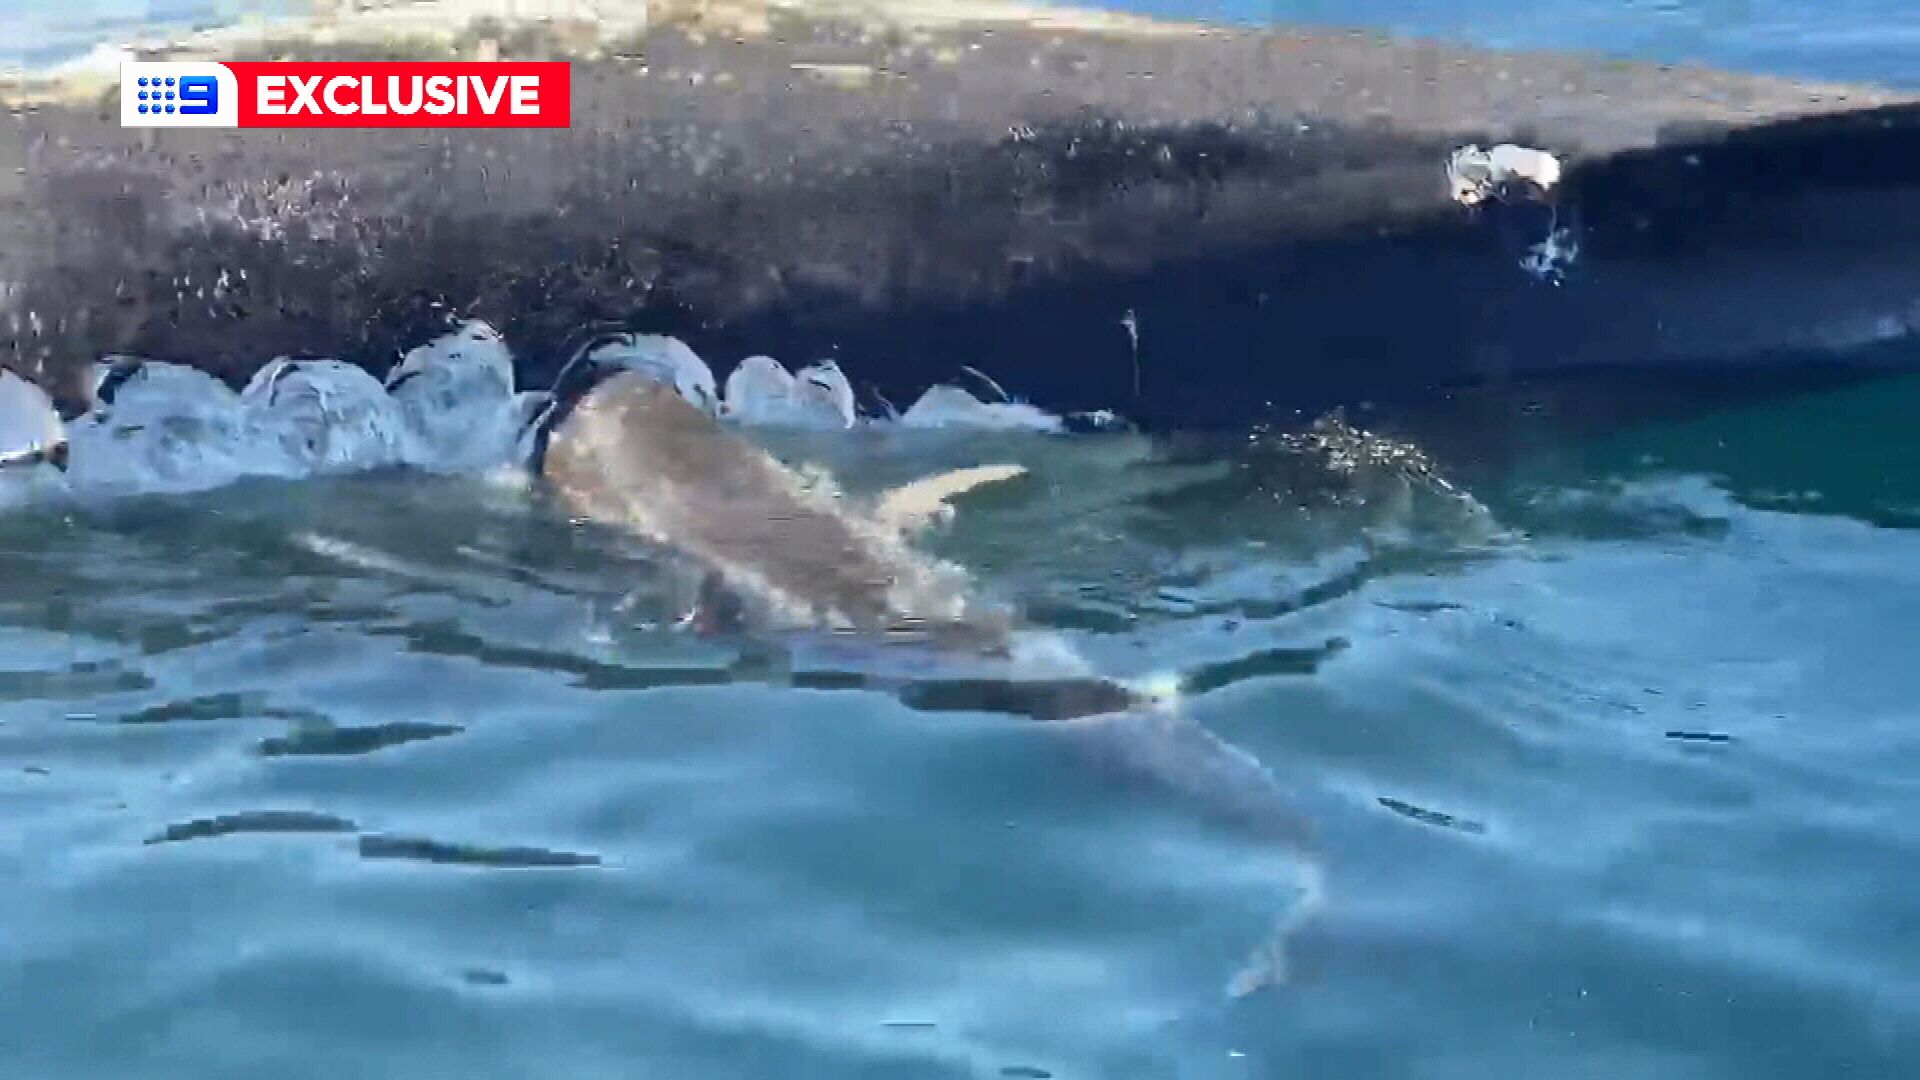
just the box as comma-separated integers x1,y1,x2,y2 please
6,376,1920,1077
1160,0,1920,87
8,0,1920,86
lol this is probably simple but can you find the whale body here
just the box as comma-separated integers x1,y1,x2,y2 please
5,19,1918,447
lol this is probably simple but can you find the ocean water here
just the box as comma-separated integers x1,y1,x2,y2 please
5,358,1920,1078
1182,0,1920,88
5,1,1920,1078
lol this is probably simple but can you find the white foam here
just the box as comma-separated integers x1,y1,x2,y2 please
722,355,793,421
0,370,69,505
721,355,858,429
792,360,858,429
240,357,411,473
899,384,1064,433
584,333,721,415
62,359,247,495
0,322,1114,508
384,319,533,469
0,369,65,461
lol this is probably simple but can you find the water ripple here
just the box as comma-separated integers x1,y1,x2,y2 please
3,452,1919,1077
355,835,602,869
145,810,359,846
258,721,465,758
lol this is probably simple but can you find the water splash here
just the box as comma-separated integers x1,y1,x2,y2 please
793,360,858,429
67,358,249,494
240,357,412,473
384,318,543,470
581,333,721,416
721,355,858,429
0,370,69,505
0,322,1106,508
900,385,1065,433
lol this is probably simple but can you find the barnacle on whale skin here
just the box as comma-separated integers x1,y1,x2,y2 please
1446,142,1563,208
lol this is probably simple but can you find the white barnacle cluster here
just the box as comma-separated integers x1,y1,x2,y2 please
1446,142,1563,208
194,168,365,245
1447,142,1578,284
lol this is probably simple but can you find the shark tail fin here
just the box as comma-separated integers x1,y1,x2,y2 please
873,464,1027,530
1057,704,1325,999
1226,859,1326,999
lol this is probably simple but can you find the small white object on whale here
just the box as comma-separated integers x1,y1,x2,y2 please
1446,142,1563,207
1447,142,1577,283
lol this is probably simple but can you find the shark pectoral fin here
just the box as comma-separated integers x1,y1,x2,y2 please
873,464,1028,530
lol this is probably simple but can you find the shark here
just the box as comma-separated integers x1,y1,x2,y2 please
529,364,1325,998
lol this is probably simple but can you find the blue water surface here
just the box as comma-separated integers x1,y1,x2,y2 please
5,392,1920,1078
4,2,1920,1078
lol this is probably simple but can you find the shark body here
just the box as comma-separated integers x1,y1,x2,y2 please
534,367,1323,996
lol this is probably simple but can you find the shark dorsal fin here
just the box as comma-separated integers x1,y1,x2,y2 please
874,464,1027,530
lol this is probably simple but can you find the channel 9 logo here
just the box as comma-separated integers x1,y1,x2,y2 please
120,62,240,127
119,59,572,128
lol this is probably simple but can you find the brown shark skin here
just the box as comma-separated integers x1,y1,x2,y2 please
542,368,1011,639
544,370,894,629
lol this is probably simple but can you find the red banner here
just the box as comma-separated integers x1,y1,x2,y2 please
214,62,571,128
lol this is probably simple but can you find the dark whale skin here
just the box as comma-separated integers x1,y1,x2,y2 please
4,19,1917,446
